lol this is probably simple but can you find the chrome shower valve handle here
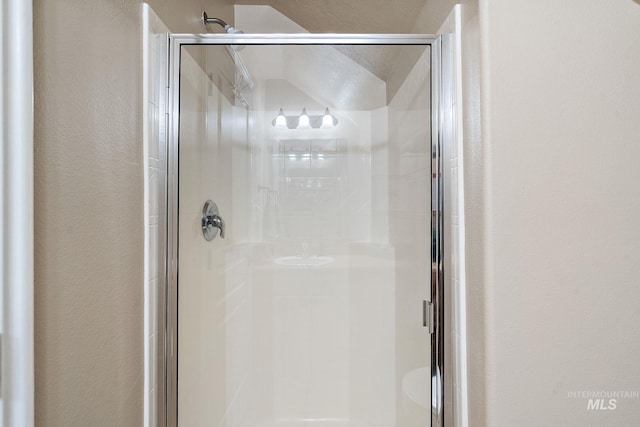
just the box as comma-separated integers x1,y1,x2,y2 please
202,200,225,241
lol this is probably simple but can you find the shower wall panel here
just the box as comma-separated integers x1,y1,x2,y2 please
348,243,396,426
371,107,390,245
388,47,432,425
178,49,252,427
346,105,397,427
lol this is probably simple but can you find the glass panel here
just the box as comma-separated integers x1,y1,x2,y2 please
178,43,431,427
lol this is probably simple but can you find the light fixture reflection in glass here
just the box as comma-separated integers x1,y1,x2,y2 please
297,108,311,129
322,108,336,128
272,107,339,129
273,108,287,129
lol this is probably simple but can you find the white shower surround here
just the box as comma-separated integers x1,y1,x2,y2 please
143,5,170,427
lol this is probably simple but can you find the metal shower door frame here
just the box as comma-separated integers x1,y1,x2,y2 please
164,33,446,427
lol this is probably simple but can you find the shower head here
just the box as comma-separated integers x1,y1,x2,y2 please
224,26,244,35
202,12,244,34
202,11,246,50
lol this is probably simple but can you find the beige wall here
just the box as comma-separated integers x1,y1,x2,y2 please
33,1,231,426
36,0,640,425
479,0,640,425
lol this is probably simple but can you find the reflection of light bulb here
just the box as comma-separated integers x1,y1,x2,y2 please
322,108,335,128
297,108,311,129
274,108,287,129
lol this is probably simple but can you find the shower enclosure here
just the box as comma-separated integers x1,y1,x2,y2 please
164,33,444,427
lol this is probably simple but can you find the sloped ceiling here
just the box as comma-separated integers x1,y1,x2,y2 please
232,0,425,34
235,6,388,110
230,1,428,102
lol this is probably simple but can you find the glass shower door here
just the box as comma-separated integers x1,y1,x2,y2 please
169,36,439,427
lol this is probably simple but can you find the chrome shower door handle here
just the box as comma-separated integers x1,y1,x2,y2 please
202,200,225,241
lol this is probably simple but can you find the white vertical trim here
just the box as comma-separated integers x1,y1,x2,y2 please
1,0,35,426
143,4,170,427
438,5,468,427
451,6,469,427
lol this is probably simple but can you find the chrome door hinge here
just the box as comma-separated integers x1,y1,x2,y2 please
423,300,435,334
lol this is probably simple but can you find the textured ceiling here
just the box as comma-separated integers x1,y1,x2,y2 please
232,0,426,34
